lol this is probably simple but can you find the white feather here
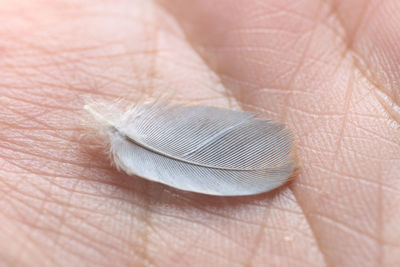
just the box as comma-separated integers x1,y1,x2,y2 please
84,100,297,196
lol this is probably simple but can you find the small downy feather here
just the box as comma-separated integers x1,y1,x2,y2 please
84,100,297,196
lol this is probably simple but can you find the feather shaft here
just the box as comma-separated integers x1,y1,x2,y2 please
85,100,297,196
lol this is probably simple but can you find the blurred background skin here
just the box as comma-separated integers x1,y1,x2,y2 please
0,0,400,266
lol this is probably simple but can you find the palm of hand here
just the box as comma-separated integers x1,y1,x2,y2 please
1,1,399,266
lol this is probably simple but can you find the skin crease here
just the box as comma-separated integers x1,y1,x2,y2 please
0,0,400,266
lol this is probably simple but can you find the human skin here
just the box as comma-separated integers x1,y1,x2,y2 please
1,0,400,266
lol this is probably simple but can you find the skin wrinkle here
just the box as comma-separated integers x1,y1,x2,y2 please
0,130,82,157
279,1,323,124
341,143,400,161
1,94,78,112
162,202,292,229
156,2,331,266
152,7,237,105
155,209,249,247
4,40,161,102
0,146,90,176
1,104,55,129
36,65,130,98
373,90,400,127
327,0,372,55
2,0,395,266
0,160,139,216
296,11,390,265
1,161,122,193
155,211,249,248
299,181,364,213
290,193,330,267
151,204,277,251
310,212,382,243
3,182,145,266
144,217,237,266
50,178,92,256
155,1,400,266
153,222,241,262
4,182,122,221
343,130,399,155
330,0,400,117
311,164,399,194
142,196,318,264
169,232,213,267
1,202,52,266
25,187,74,266
330,65,355,165
354,61,400,127
349,120,399,146
1,48,160,70
244,205,273,267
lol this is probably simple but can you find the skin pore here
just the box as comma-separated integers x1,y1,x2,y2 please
0,0,400,266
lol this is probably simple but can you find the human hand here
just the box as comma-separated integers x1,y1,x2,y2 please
1,1,399,266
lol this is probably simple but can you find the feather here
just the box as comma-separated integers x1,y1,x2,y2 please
84,100,297,196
